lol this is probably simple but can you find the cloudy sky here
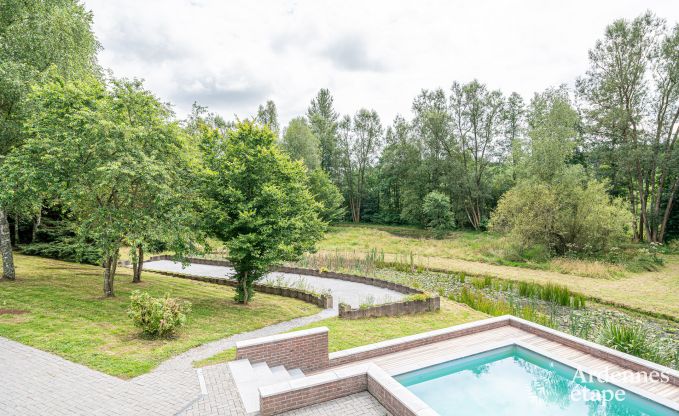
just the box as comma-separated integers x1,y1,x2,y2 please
85,0,679,126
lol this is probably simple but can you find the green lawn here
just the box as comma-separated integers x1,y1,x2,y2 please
0,254,320,378
193,300,486,367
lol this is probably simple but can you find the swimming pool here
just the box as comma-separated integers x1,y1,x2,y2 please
395,345,678,416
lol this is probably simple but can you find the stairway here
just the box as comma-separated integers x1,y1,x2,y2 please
228,359,305,414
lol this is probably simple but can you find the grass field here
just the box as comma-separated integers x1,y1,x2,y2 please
305,224,679,320
0,254,320,378
315,224,651,278
193,300,486,367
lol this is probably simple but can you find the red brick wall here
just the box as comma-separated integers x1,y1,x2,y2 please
236,328,330,372
367,377,416,416
259,374,367,415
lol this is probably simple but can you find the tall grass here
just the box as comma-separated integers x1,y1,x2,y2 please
517,281,585,309
450,287,554,328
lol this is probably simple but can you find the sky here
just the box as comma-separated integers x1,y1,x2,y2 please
85,0,679,127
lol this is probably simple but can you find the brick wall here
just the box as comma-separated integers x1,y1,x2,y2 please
366,377,416,416
259,373,367,415
236,327,330,372
339,296,440,319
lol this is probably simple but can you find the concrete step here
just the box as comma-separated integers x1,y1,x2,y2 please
228,359,305,414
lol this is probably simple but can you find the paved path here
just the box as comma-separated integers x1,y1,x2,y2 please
144,260,405,310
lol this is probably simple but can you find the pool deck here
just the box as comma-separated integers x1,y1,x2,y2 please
322,324,679,404
249,316,679,415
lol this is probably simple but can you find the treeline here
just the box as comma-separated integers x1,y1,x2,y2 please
1,3,677,296
262,12,679,247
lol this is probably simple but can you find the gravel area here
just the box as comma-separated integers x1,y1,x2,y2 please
143,260,405,310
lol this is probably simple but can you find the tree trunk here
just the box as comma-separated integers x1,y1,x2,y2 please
241,271,249,305
132,244,143,283
13,213,19,246
0,209,16,280
103,251,119,297
32,210,41,243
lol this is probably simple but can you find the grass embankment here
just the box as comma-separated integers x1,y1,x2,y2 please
307,224,679,320
0,254,320,378
193,300,486,367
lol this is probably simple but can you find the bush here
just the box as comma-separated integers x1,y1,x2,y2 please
490,167,632,255
127,291,191,337
422,191,455,239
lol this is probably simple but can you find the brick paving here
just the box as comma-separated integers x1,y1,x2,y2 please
0,336,388,416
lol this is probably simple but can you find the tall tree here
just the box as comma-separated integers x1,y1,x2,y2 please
0,0,99,280
502,92,527,182
449,80,505,230
202,121,325,304
307,89,340,177
256,100,280,136
578,12,679,242
337,109,383,223
280,117,321,171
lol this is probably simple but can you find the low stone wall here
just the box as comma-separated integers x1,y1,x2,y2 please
134,255,442,318
338,296,440,319
236,327,330,373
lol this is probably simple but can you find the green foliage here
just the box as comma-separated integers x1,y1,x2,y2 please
405,293,431,302
422,191,455,238
202,121,326,303
308,169,344,222
127,291,191,337
450,287,554,327
598,322,652,358
5,77,202,295
280,117,321,171
490,167,632,255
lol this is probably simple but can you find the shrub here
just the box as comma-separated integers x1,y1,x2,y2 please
598,322,652,359
127,291,191,337
405,293,431,302
422,191,455,239
490,168,632,256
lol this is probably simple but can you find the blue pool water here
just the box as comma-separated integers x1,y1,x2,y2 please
395,345,678,416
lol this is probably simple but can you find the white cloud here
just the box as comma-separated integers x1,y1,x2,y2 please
85,0,679,126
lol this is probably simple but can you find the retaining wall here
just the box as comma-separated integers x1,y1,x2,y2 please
338,296,440,319
132,255,441,318
236,327,330,372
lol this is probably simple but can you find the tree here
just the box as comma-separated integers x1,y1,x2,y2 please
578,12,679,243
308,169,344,222
422,191,455,238
449,80,505,230
280,117,321,171
502,92,527,182
337,109,383,223
7,77,199,296
307,89,340,176
256,100,280,136
202,121,325,304
490,167,632,255
525,87,580,182
0,0,99,280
